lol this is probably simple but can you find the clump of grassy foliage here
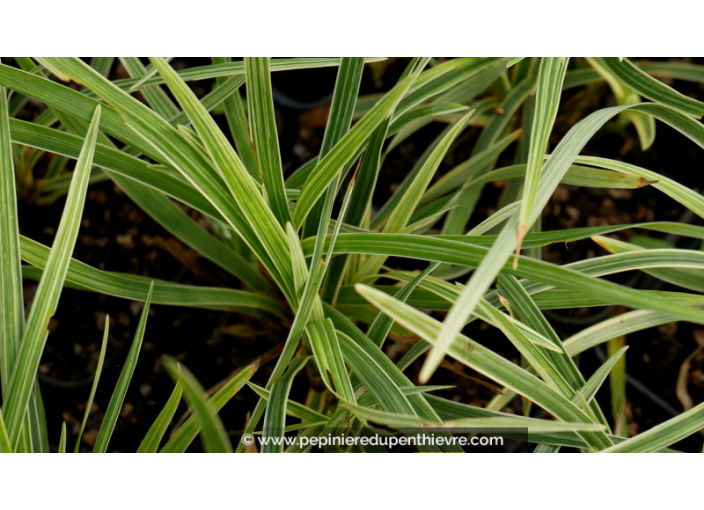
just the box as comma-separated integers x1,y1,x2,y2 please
2,57,704,453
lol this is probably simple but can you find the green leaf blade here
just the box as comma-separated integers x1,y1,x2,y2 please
245,57,291,226
3,104,102,449
74,318,110,452
597,57,704,118
93,282,153,453
516,57,569,250
261,357,308,453
137,380,183,453
161,361,258,453
292,73,416,229
163,356,233,453
0,86,24,402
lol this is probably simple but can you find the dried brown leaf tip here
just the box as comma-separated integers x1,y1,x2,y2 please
496,293,512,316
637,177,659,188
513,222,528,270
591,236,612,252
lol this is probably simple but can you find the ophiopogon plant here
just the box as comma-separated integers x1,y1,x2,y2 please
2,57,704,453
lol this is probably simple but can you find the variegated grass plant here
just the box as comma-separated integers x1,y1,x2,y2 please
1,57,704,453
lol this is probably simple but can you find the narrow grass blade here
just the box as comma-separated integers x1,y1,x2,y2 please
306,233,704,326
571,155,704,221
75,318,110,453
136,381,183,453
326,303,456,427
128,57,173,92
119,57,179,119
441,74,536,236
31,57,293,304
355,284,612,450
147,57,296,304
370,124,450,230
532,289,704,310
420,129,522,207
386,110,473,234
161,361,258,453
471,164,650,190
304,58,365,247
293,73,416,229
20,236,286,317
476,299,574,395
469,201,521,236
2,105,101,449
41,96,266,292
107,58,385,92
0,411,10,453
587,57,655,150
581,346,629,404
396,339,431,372
496,273,608,424
357,110,474,278
367,264,436,348
163,356,232,453
339,401,433,428
388,103,469,136
594,57,704,118
442,417,605,434
211,57,259,180
245,58,290,225
564,310,674,357
396,58,507,115
235,178,357,450
31,385,49,453
306,319,356,402
593,235,704,293
0,86,24,401
419,100,704,386
109,180,269,291
335,330,416,416
93,283,153,453
516,57,569,257
602,400,704,453
247,383,328,423
607,335,628,436
262,356,308,453
58,422,67,453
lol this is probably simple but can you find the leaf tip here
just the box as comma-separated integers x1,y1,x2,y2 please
496,293,510,311
590,235,611,252
353,283,370,299
638,177,658,188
